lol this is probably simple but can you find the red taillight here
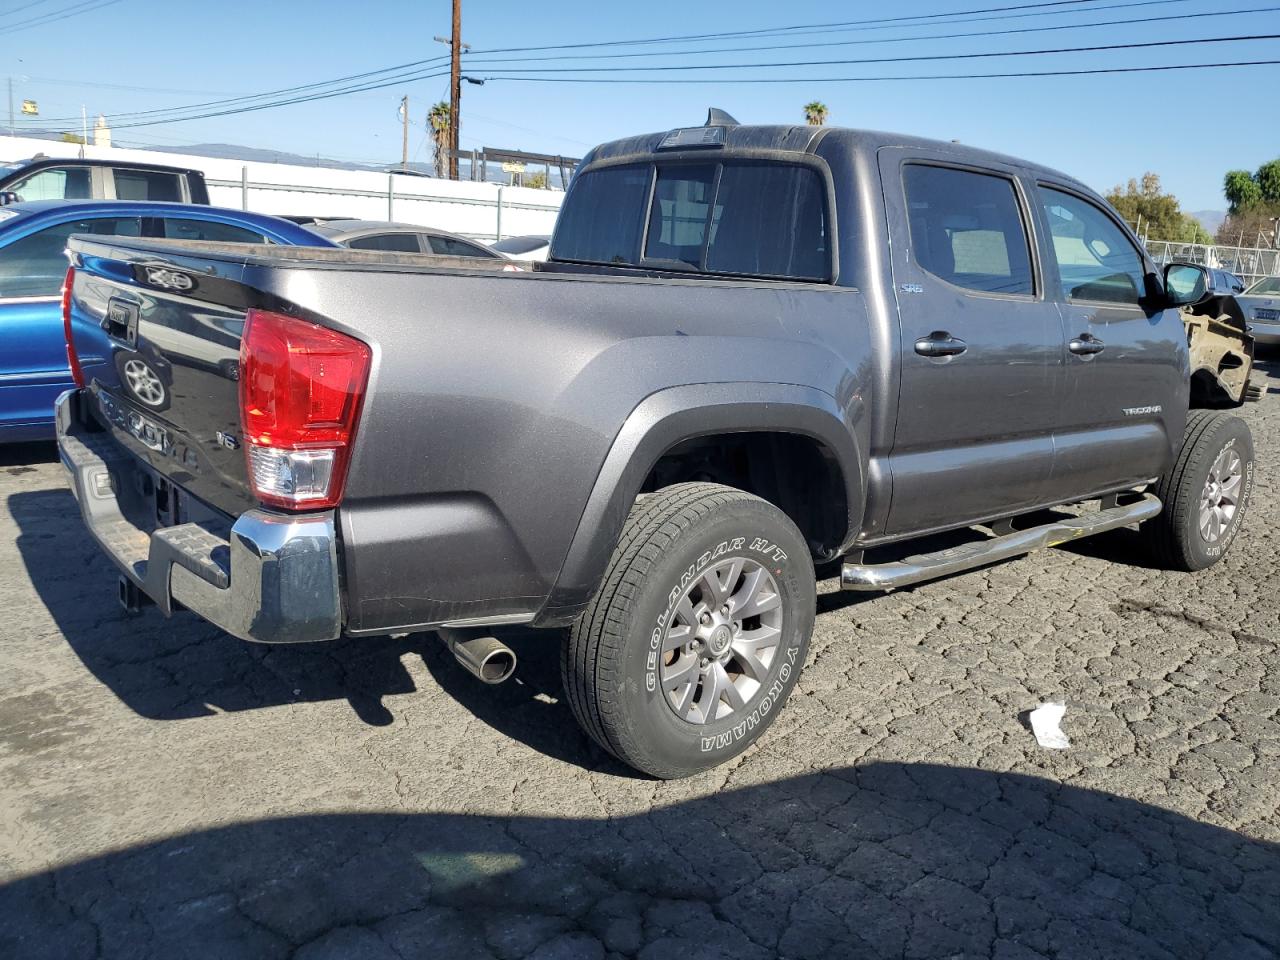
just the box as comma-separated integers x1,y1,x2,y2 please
62,266,85,388
239,309,371,510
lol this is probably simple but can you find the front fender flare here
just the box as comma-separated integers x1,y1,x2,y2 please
534,381,864,626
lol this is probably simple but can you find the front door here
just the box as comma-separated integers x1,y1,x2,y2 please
879,150,1066,536
1032,184,1186,499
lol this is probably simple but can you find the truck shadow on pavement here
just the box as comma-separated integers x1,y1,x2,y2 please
8,487,605,768
2,763,1276,960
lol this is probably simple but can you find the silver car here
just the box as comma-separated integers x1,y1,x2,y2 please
1239,276,1280,346
308,220,507,260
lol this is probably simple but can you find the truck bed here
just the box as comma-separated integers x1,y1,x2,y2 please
64,235,868,635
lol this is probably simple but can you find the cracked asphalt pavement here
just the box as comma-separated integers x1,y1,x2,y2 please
2,365,1279,960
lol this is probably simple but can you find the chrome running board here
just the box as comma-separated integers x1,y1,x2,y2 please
841,494,1161,591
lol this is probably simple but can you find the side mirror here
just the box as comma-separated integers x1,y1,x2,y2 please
1163,262,1209,307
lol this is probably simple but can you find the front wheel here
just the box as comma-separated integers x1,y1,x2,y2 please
1140,410,1254,571
562,483,815,778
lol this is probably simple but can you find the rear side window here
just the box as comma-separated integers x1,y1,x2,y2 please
552,164,651,266
0,216,141,298
7,167,91,201
903,164,1034,296
347,232,421,253
160,218,265,244
113,169,182,202
1039,186,1145,305
427,234,496,258
553,160,830,281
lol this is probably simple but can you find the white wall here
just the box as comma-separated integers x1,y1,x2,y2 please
0,135,564,242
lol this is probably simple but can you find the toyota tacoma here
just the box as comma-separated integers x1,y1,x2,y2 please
57,112,1255,777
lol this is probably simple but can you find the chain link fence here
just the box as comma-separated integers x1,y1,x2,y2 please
1146,241,1280,287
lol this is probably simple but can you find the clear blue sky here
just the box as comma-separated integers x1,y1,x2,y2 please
5,0,1279,211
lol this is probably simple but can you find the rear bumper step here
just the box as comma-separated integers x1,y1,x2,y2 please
841,494,1162,591
56,389,342,643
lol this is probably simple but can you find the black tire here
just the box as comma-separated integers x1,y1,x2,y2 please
1140,410,1254,571
563,482,815,779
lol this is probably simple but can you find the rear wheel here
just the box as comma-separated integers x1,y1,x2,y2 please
562,483,815,778
1140,410,1254,571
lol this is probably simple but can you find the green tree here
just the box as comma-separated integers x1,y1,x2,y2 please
523,171,549,190
1105,172,1199,242
1224,169,1263,213
427,102,451,179
1256,159,1280,204
803,101,828,126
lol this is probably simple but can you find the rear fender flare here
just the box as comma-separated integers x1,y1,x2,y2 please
535,381,864,626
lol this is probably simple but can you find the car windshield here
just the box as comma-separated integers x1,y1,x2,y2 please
1246,276,1280,295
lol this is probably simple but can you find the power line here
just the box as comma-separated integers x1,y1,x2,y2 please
463,3,1280,65
478,58,1280,83
471,0,1121,54
15,0,1148,126
465,32,1280,76
27,54,452,126
0,0,124,35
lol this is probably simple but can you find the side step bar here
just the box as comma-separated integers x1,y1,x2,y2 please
841,494,1161,591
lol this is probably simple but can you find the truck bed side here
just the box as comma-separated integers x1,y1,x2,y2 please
65,238,873,635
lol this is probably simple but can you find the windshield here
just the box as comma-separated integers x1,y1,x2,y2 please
551,159,831,282
1246,276,1280,295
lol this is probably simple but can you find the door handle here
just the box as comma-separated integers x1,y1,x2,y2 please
1069,333,1105,356
914,332,968,358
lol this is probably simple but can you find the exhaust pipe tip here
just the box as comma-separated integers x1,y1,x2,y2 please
439,628,517,684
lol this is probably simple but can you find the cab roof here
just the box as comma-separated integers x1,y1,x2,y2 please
582,120,1087,192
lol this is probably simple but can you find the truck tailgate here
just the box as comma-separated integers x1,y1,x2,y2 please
66,239,263,518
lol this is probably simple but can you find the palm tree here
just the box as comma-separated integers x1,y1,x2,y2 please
803,101,829,126
428,102,452,178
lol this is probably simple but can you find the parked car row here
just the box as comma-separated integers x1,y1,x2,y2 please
0,187,533,442
52,112,1259,778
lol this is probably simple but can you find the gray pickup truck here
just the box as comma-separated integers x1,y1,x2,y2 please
57,112,1254,777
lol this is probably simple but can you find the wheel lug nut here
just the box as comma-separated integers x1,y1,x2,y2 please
721,604,730,615
699,613,711,626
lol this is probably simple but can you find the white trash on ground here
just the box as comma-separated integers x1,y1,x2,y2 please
1029,702,1071,749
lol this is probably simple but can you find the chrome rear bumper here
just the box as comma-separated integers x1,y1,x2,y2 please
56,389,342,643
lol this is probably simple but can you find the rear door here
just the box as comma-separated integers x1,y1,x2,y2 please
878,150,1065,535
1033,184,1186,498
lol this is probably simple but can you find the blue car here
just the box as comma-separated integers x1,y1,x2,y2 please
0,200,332,442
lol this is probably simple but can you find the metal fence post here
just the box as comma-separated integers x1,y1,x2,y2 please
495,186,504,241
241,166,248,210
387,173,394,221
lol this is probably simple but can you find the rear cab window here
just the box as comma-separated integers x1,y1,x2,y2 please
552,158,831,282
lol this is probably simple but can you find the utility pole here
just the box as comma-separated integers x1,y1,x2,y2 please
449,0,461,180
434,3,469,181
80,105,87,158
400,95,409,173
7,77,13,137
